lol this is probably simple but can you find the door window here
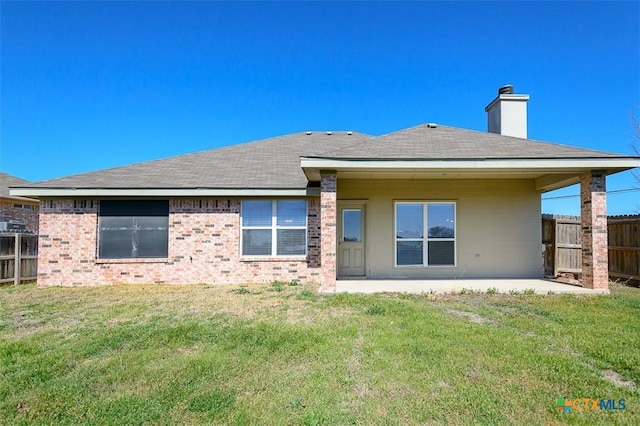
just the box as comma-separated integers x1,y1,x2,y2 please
342,209,362,242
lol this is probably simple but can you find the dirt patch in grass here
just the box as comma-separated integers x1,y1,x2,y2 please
445,308,497,325
601,369,637,390
14,318,43,329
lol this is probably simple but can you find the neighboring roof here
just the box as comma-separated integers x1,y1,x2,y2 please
9,123,640,196
0,172,38,202
313,124,625,160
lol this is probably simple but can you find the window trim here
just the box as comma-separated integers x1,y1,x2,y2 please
394,201,456,268
240,199,308,258
13,203,34,210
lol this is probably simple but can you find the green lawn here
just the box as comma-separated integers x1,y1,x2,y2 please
1,282,638,425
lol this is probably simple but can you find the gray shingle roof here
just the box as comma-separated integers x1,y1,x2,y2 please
0,172,36,201
22,132,373,189
313,124,624,160
13,123,632,191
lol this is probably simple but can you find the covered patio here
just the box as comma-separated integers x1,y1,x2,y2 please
336,278,610,295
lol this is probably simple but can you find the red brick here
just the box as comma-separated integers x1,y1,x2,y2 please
580,172,608,290
319,172,337,292
37,198,323,287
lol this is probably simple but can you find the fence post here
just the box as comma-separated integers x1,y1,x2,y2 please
553,217,558,277
14,233,22,285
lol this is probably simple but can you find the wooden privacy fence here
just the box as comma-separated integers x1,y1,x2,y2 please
608,216,640,284
0,233,38,285
542,214,640,286
542,215,581,277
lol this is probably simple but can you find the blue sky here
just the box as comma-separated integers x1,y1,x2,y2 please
1,1,639,215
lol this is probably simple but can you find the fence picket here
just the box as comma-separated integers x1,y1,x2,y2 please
0,233,38,285
542,215,640,286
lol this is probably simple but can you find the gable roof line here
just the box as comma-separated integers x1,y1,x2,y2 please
378,122,622,153
317,123,625,159
8,123,640,196
0,172,39,202
28,131,369,186
370,121,436,139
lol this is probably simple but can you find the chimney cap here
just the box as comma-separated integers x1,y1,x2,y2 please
498,84,514,95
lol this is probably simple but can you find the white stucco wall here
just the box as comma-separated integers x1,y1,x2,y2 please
486,94,529,138
338,179,542,279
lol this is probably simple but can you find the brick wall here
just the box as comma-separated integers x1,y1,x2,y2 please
319,172,337,292
0,200,39,233
37,198,322,286
580,172,609,290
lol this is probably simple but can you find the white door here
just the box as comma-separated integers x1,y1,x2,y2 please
338,205,365,277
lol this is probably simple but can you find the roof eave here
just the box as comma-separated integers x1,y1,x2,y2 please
9,187,320,198
0,195,40,203
300,157,640,191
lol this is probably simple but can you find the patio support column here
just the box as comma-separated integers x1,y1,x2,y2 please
319,171,337,292
580,171,608,290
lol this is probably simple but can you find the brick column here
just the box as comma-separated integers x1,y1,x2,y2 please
580,172,608,290
319,171,337,292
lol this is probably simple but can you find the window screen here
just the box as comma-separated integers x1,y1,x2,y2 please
99,200,169,259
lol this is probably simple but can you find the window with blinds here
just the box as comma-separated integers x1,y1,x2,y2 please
241,200,307,257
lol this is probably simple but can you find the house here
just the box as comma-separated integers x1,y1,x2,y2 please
10,87,640,291
0,172,39,233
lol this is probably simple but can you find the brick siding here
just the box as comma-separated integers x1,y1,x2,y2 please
0,200,39,233
37,198,323,286
580,172,609,290
319,172,337,292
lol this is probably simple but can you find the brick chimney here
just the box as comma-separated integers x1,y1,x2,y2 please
484,85,530,139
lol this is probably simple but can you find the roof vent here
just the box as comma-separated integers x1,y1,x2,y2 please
427,123,437,128
326,131,333,135
346,131,353,135
305,131,312,135
498,84,514,95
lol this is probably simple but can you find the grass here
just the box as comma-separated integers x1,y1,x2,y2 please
1,282,639,425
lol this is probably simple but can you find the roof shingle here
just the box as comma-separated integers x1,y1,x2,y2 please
22,132,373,189
11,124,631,191
1,172,36,201
313,124,623,160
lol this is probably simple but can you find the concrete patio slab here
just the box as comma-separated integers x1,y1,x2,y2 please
335,278,609,295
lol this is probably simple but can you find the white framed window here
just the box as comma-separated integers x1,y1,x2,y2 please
241,200,307,257
395,201,456,267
